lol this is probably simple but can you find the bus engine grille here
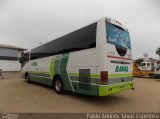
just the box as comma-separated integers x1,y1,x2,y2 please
79,69,91,90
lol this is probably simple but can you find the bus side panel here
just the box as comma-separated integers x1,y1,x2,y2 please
28,57,52,86
59,54,73,91
67,48,99,96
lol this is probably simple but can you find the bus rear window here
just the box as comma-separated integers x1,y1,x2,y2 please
106,22,131,49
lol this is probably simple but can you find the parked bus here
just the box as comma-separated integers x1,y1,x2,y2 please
133,61,154,78
151,64,160,79
20,17,134,96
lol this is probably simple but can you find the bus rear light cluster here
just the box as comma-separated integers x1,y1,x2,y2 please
100,71,108,84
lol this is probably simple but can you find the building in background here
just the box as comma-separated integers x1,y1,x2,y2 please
0,44,26,71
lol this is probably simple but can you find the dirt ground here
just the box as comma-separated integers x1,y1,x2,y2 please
0,72,160,113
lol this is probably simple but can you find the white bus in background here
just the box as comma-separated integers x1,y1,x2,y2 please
139,61,155,71
20,17,134,96
139,61,158,71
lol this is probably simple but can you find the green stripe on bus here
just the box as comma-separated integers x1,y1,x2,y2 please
26,71,132,79
60,53,72,91
69,73,100,78
54,56,61,74
50,58,55,80
108,73,132,78
28,71,50,74
91,74,100,78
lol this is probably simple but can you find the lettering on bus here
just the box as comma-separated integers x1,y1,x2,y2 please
115,66,128,72
31,62,37,66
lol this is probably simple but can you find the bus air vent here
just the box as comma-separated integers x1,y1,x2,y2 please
79,69,91,91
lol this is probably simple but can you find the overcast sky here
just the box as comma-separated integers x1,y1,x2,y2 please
0,0,160,59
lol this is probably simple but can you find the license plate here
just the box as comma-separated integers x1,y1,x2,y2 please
120,86,125,90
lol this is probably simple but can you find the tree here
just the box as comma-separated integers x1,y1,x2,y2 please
135,58,144,65
156,47,160,59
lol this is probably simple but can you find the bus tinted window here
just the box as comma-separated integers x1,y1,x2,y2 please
21,52,29,67
31,23,97,60
24,53,29,62
106,21,131,56
106,22,131,49
147,63,150,66
141,63,145,66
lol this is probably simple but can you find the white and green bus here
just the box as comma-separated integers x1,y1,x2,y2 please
20,17,134,96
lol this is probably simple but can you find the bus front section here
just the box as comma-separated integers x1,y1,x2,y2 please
98,18,134,96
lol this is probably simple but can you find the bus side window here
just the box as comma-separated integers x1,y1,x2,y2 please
141,63,145,66
147,63,150,66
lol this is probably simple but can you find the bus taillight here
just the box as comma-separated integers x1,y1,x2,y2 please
100,71,108,84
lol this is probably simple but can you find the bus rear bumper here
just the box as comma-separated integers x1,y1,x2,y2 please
98,81,134,96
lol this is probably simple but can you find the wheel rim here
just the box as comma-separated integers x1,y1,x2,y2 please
26,75,29,79
55,80,62,91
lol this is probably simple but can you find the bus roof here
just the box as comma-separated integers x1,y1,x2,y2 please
28,17,129,52
99,17,128,32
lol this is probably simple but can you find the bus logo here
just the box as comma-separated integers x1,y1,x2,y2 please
115,66,128,72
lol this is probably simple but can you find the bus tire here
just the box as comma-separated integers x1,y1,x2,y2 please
25,73,31,83
54,76,64,94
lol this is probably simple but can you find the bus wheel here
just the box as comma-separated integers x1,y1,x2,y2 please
54,76,64,94
26,73,31,83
